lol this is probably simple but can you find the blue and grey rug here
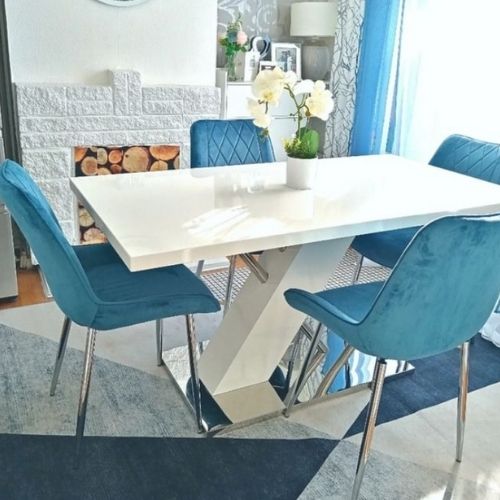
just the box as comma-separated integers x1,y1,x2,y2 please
1,323,500,499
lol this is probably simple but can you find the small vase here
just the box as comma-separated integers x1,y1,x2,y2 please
225,53,237,82
286,156,318,190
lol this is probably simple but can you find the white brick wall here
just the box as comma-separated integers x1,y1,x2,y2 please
16,69,220,242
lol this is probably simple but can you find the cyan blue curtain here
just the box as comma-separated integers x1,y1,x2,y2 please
350,0,403,155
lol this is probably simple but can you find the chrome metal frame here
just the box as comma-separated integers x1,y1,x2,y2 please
240,253,269,283
352,358,387,500
155,319,163,367
185,314,204,433
352,253,364,283
456,341,469,462
284,322,324,416
223,255,237,315
315,345,355,398
76,328,97,458
49,316,72,396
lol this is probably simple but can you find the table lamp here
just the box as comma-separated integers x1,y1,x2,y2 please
290,1,338,80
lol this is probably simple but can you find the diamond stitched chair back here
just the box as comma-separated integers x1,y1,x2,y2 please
191,119,275,168
352,134,500,270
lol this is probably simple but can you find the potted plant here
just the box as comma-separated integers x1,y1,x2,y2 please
219,14,249,82
248,68,334,189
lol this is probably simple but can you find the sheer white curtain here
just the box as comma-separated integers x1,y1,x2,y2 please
390,0,500,161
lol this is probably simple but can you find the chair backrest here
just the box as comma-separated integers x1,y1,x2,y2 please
357,213,500,359
190,119,275,168
430,134,500,184
0,160,99,326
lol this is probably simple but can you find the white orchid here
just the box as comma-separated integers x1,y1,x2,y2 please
292,79,314,96
252,69,284,105
247,98,272,129
247,70,334,159
305,81,334,121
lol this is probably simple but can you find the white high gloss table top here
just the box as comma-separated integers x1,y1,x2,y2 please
70,155,500,272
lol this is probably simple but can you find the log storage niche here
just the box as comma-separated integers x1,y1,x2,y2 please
75,144,180,244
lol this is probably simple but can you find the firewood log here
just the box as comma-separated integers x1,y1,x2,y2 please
81,156,98,176
97,167,111,175
96,148,108,165
108,149,123,164
150,160,168,171
110,164,122,174
150,145,179,161
83,227,107,243
78,207,94,228
123,146,149,172
74,147,87,163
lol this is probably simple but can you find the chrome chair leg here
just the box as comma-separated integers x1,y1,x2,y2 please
352,254,364,283
315,345,355,398
223,255,237,316
352,358,387,500
50,316,72,396
76,328,97,458
156,319,163,367
456,341,470,462
284,331,303,393
284,322,323,416
186,314,204,433
196,260,205,276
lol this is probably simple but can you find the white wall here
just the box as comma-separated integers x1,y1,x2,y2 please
6,0,217,86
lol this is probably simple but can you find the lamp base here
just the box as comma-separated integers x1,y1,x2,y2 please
301,44,331,81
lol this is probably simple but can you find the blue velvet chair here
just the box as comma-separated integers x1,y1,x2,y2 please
284,213,500,500
352,134,500,273
191,119,275,313
0,160,220,450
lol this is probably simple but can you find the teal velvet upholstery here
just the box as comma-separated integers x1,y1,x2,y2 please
0,160,220,330
285,214,500,360
190,119,275,168
352,134,500,268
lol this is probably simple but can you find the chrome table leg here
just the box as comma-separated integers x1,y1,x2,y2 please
156,319,163,367
50,316,72,396
196,260,205,276
186,314,204,433
456,341,470,462
315,345,355,398
223,256,237,316
352,254,364,283
352,358,387,500
284,322,323,416
76,328,97,458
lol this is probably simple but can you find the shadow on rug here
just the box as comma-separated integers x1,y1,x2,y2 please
0,434,338,500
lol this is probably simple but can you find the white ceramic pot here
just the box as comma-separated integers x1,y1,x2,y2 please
286,156,318,190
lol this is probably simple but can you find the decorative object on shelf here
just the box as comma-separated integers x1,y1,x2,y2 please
248,68,334,189
235,35,272,82
290,1,338,81
95,0,150,6
259,61,277,72
219,13,250,82
271,42,302,79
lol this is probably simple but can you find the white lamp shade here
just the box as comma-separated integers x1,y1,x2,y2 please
290,2,338,37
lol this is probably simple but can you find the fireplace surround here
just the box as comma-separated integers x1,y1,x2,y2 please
15,70,220,243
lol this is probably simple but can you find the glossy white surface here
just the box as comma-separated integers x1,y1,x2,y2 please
71,154,500,272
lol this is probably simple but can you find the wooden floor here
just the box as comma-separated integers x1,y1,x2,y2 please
0,269,50,310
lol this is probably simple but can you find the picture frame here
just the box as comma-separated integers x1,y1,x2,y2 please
270,42,302,79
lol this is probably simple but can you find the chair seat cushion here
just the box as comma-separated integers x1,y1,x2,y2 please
316,282,385,323
73,244,220,330
351,226,419,268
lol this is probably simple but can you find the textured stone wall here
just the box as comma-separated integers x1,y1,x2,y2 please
16,70,220,243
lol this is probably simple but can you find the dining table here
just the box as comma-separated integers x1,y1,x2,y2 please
70,154,500,427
